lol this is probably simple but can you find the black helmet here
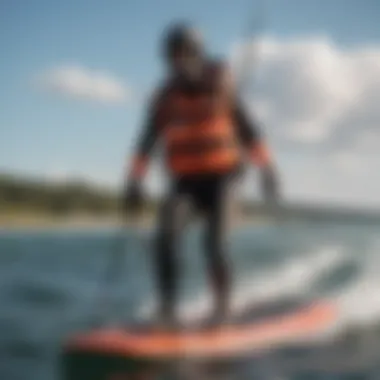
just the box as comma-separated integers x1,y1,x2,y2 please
162,22,204,60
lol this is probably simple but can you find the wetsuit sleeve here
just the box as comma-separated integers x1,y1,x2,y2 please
232,98,273,167
212,58,273,168
127,92,162,181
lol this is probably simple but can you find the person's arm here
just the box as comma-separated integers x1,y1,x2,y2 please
215,60,279,200
232,98,280,202
126,91,162,183
122,91,164,216
213,59,273,168
232,98,273,169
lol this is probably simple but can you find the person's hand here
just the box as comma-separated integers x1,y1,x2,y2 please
122,180,145,218
260,164,280,204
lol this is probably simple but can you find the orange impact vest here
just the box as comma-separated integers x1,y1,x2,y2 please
158,85,241,177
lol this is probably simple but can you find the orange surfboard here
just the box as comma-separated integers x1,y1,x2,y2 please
64,299,337,361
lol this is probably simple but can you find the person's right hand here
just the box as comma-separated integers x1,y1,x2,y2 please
122,180,145,218
260,164,280,205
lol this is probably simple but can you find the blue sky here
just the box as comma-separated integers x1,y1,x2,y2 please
1,0,380,204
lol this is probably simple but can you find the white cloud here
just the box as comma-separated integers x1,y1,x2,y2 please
230,36,380,206
286,121,331,144
329,151,362,173
232,36,380,151
37,65,129,104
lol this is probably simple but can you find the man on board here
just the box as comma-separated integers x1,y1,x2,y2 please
123,22,280,328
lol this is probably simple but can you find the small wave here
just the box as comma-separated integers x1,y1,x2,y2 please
316,238,380,340
2,340,45,360
138,244,349,324
3,278,72,309
337,273,380,326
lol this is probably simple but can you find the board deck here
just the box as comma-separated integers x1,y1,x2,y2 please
64,298,338,360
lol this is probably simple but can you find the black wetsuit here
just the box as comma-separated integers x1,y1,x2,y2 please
132,76,264,321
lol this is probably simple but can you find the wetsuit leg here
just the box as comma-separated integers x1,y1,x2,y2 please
154,183,191,323
199,174,237,320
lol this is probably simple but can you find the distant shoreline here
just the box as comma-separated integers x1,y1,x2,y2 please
0,213,268,231
2,173,380,230
0,214,149,230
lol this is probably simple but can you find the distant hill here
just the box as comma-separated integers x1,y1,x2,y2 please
1,173,380,224
0,173,119,217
